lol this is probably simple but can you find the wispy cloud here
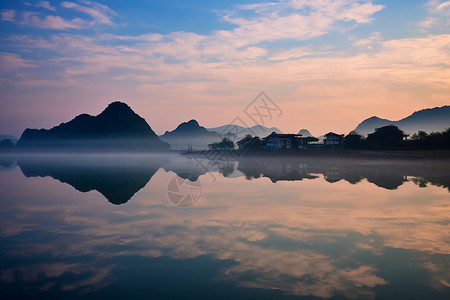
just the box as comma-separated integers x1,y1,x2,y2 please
420,1,450,29
353,32,381,49
61,1,116,25
419,17,438,28
219,0,384,47
1,1,449,135
429,0,450,14
1,1,116,30
18,11,85,29
0,52,36,72
35,1,57,12
1,9,16,22
268,47,320,61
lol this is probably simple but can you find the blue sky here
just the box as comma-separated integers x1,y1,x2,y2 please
0,1,449,137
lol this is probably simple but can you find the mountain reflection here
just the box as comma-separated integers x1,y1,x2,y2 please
236,157,450,191
12,154,450,207
17,154,169,205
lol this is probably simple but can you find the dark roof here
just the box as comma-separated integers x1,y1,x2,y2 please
324,132,344,137
263,132,302,139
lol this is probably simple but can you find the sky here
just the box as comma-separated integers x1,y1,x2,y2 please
0,0,449,137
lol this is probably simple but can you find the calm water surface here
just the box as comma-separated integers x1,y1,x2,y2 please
0,153,449,299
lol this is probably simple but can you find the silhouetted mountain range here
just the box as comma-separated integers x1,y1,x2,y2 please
207,124,281,140
160,119,220,150
17,102,169,151
0,135,17,144
354,106,450,135
162,120,218,138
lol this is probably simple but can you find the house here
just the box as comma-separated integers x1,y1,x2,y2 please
297,136,319,148
324,132,344,146
262,132,303,150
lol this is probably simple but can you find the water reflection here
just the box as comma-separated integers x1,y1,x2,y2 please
5,154,450,206
16,154,168,205
236,157,450,190
0,153,449,299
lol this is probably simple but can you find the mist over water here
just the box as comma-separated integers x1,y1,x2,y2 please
0,153,449,299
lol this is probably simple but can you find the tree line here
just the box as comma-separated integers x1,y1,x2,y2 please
344,125,450,150
206,125,450,152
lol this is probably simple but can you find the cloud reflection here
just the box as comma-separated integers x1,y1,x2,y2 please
0,154,449,298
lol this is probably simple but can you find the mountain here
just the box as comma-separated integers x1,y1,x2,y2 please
17,101,169,151
354,106,450,135
162,120,218,138
298,129,312,137
0,135,17,144
353,117,394,135
160,119,220,150
208,124,281,139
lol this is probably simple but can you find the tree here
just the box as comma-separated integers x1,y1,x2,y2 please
237,135,262,153
344,131,364,149
208,137,235,150
365,125,406,150
407,128,450,150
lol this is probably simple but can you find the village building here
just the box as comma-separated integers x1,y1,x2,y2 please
324,132,345,146
261,132,302,150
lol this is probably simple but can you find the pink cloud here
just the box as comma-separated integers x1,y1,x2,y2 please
2,1,116,30
4,31,449,135
434,1,450,14
1,9,16,22
25,14,85,29
35,1,57,12
0,53,36,72
1,1,448,137
61,1,116,25
222,0,384,47
4,11,86,29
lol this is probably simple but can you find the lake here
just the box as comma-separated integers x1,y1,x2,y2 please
0,153,449,299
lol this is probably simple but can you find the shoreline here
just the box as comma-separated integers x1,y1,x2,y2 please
1,149,449,161
181,149,450,161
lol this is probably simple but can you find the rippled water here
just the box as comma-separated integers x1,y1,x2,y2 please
0,153,449,299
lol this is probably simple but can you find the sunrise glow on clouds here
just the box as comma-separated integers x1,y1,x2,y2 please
0,0,449,136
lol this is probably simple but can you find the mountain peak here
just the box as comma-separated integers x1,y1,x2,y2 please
186,119,199,126
366,116,382,121
99,101,134,117
354,106,450,135
17,101,169,151
164,119,215,136
106,101,131,109
172,119,202,132
298,129,312,137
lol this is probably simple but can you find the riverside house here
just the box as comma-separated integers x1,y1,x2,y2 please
324,132,344,146
262,132,302,150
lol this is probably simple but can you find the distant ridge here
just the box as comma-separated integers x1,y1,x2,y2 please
208,124,281,139
160,119,219,150
298,129,312,137
0,135,17,144
17,101,169,151
162,119,218,138
354,106,450,135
